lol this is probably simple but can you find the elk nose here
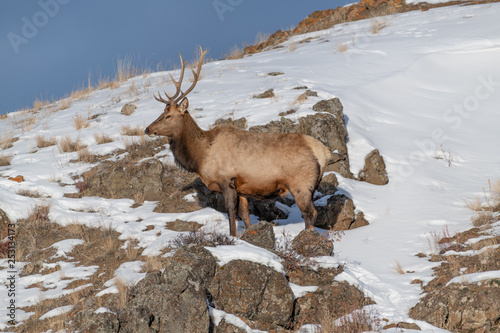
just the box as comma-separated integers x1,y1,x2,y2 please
144,127,150,135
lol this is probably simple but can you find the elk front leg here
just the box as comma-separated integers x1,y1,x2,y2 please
221,181,238,236
238,196,252,229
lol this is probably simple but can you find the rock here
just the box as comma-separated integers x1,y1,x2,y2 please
74,310,121,333
315,194,356,230
120,261,211,333
292,229,333,257
241,222,275,250
278,109,297,117
389,322,421,330
297,113,352,177
208,260,294,331
286,265,343,286
294,281,373,326
268,72,284,76
317,173,338,195
350,211,370,229
214,117,248,129
297,89,318,101
166,219,203,232
312,98,345,127
0,209,11,240
170,244,217,289
358,149,389,185
121,103,136,115
410,279,500,332
121,276,210,332
253,89,275,99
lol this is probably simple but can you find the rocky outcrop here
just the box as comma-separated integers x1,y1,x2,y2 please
410,280,500,332
294,281,373,326
241,221,275,251
316,194,367,230
208,260,295,331
358,149,389,185
292,229,333,257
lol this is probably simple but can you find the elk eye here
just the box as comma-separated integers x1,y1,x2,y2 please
165,115,171,120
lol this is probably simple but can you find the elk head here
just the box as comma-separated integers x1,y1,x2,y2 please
145,46,207,138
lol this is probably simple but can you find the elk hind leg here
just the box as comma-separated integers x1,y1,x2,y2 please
221,181,238,236
289,186,317,229
238,196,252,229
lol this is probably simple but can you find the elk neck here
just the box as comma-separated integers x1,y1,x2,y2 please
169,112,210,173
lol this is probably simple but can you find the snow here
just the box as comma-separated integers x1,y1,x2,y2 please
38,305,73,320
447,270,500,285
50,239,84,258
1,2,500,331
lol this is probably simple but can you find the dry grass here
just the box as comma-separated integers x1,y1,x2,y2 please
57,135,87,153
74,147,100,164
10,110,39,132
394,261,405,274
0,132,16,150
225,44,245,60
17,188,44,198
114,278,131,309
35,134,57,148
471,210,496,228
70,86,93,101
58,98,71,111
336,41,348,53
117,55,139,82
466,179,500,228
33,97,51,111
370,18,389,34
121,124,145,136
0,153,12,166
73,113,90,130
94,132,113,144
288,42,298,52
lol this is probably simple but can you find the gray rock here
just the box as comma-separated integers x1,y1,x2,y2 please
315,194,355,230
292,229,333,257
208,260,294,331
358,149,389,185
241,222,275,250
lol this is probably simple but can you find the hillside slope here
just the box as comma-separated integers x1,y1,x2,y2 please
1,2,500,332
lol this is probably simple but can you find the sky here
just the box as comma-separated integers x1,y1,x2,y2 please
0,0,350,115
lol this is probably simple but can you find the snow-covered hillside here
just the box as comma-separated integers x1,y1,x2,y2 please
1,2,500,331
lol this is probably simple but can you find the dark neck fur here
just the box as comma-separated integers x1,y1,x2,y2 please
169,112,209,173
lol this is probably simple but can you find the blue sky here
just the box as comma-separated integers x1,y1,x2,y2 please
0,1,349,115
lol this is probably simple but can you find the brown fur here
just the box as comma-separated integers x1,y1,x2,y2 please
146,98,330,236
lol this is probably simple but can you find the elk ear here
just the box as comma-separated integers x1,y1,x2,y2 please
179,98,189,113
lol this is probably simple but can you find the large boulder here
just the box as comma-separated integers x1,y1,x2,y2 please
120,267,210,333
315,194,356,230
358,149,389,185
294,281,373,326
119,245,217,333
292,229,333,257
208,260,294,331
241,221,275,251
410,280,500,332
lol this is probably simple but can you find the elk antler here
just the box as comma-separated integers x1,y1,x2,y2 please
154,46,207,105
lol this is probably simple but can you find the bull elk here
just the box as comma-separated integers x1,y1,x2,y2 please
145,47,330,236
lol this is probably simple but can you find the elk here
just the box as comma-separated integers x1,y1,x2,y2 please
145,47,331,236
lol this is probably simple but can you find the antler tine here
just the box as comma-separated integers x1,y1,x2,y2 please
174,46,207,104
167,52,188,101
153,91,170,104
